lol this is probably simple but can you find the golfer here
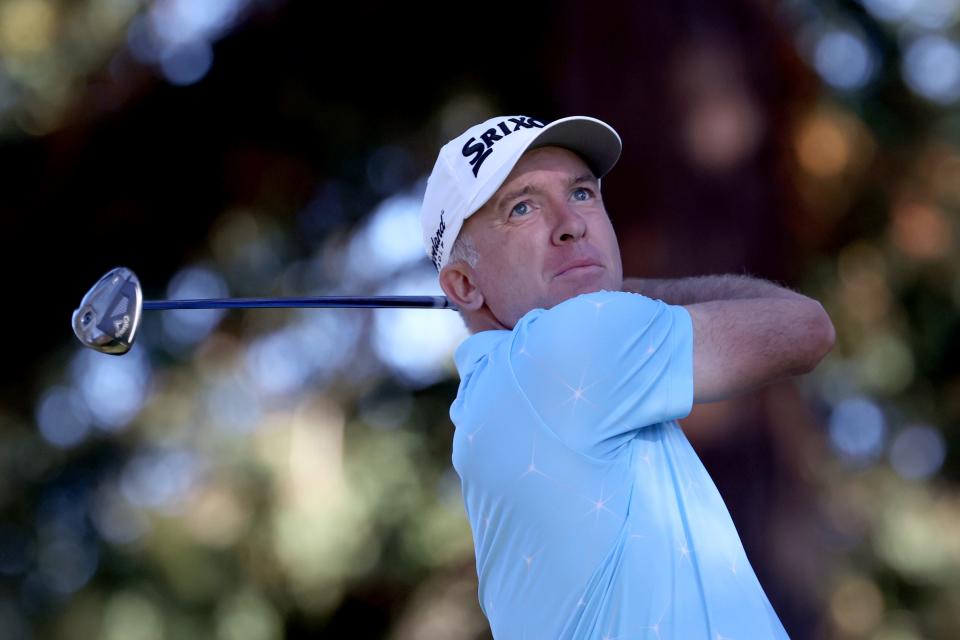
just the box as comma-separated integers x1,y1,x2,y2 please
419,115,835,639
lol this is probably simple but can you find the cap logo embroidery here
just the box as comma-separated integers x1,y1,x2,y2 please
460,116,547,177
429,209,446,270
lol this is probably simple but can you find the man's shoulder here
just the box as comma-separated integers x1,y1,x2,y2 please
453,290,666,376
519,289,663,333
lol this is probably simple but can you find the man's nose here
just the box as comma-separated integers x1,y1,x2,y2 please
550,201,588,245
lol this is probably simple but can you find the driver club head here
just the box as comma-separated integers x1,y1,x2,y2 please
72,267,143,355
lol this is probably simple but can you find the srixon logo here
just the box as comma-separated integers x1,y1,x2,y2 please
461,116,547,177
429,209,446,270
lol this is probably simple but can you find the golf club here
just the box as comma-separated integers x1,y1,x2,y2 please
73,266,457,355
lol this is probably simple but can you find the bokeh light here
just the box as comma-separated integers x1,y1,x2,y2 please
858,0,917,23
372,267,469,386
902,35,960,104
204,372,264,434
889,424,947,479
0,0,56,56
902,0,960,29
855,331,915,394
36,536,99,596
35,385,92,448
889,201,954,260
245,329,315,398
148,0,242,46
858,0,960,28
829,396,887,463
126,0,255,86
874,482,960,581
102,591,164,640
126,14,164,64
837,241,893,327
794,106,875,179
830,573,885,636
814,29,876,91
70,346,152,432
243,305,363,399
675,41,764,172
90,482,149,545
215,588,282,640
120,448,204,511
345,190,429,283
161,264,230,353
158,39,213,86
181,484,251,548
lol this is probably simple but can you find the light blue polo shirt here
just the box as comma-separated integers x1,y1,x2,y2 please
450,290,789,639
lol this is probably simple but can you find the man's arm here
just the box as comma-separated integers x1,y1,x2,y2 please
622,274,811,304
623,274,836,404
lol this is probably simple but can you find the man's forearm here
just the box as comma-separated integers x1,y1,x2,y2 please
621,274,812,306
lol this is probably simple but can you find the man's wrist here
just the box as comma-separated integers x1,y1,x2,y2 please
622,274,810,305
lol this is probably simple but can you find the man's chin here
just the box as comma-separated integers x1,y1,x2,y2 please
544,281,607,309
558,270,609,292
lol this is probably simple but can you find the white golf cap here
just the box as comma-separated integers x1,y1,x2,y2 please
420,115,622,271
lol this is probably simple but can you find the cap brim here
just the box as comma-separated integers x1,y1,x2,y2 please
524,115,622,179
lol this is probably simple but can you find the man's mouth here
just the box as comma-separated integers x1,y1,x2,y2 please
554,260,603,279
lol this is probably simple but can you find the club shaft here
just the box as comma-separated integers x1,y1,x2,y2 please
143,295,456,310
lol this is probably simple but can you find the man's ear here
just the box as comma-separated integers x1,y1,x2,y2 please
439,262,484,312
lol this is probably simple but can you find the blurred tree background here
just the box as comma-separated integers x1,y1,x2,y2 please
1,0,958,638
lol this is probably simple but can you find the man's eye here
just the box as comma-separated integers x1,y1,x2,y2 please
510,202,530,217
572,187,592,201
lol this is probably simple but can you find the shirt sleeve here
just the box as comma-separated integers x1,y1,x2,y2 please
509,289,694,459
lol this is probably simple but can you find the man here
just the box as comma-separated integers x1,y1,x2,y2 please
419,114,835,639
